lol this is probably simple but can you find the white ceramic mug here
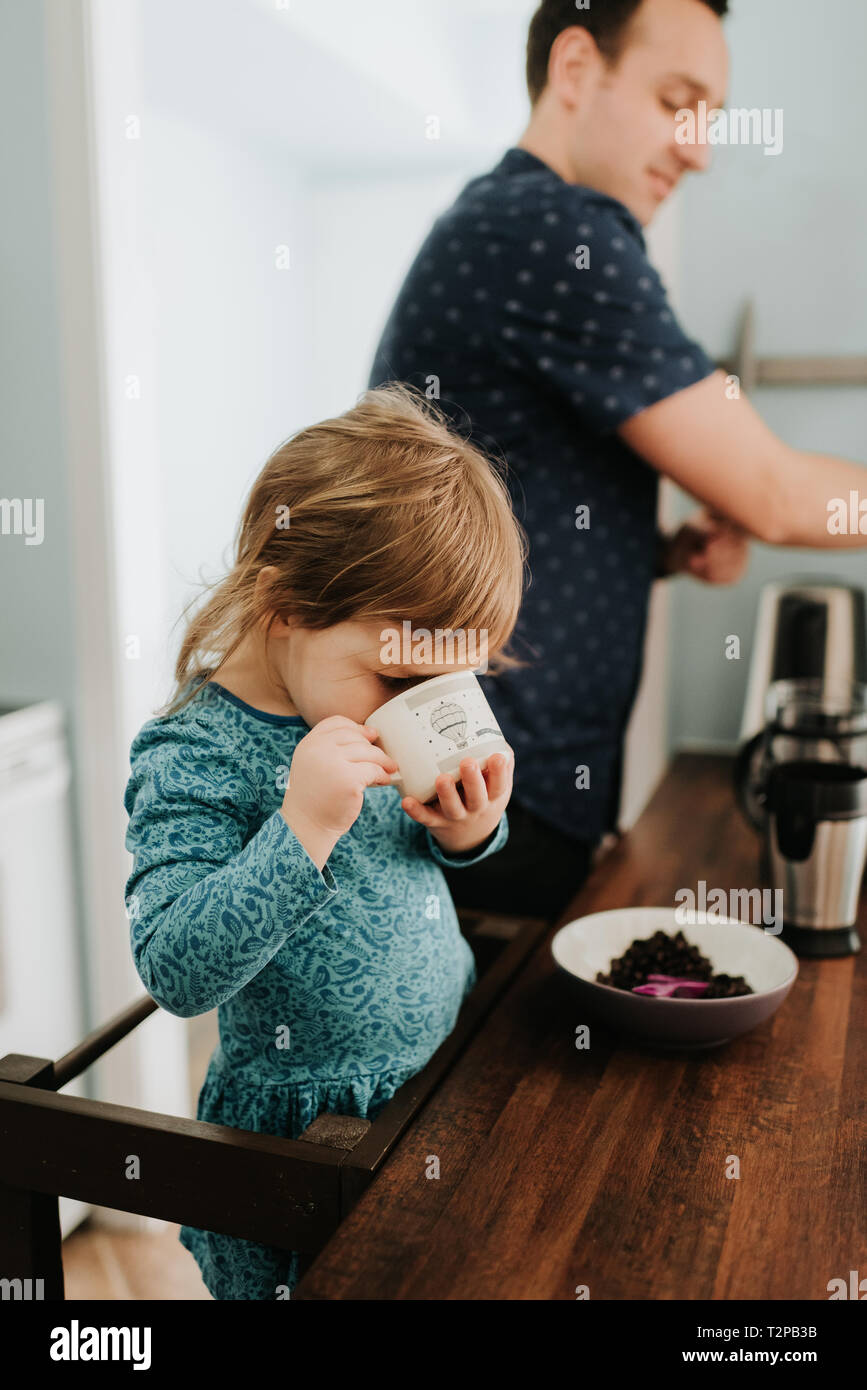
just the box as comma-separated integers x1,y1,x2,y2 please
365,670,511,805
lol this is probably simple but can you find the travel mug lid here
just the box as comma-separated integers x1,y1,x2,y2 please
767,760,867,820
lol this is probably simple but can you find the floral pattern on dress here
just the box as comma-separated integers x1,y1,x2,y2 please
124,680,508,1299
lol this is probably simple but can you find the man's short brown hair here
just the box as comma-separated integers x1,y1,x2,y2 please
526,0,729,105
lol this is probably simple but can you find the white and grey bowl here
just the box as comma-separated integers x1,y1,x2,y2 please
551,907,799,1049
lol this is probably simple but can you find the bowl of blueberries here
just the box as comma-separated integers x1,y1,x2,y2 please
551,907,798,1049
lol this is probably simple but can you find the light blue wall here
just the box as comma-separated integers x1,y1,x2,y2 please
670,0,867,749
0,0,94,1064
0,0,77,712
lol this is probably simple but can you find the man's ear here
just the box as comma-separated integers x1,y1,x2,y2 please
547,24,602,106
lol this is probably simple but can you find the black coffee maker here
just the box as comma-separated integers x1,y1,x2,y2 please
735,679,867,956
735,580,867,956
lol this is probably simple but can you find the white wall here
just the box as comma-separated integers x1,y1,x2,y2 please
671,0,867,750
0,0,91,1072
618,192,685,829
83,0,533,1190
306,174,469,420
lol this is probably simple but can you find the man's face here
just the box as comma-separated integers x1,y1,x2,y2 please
563,0,729,225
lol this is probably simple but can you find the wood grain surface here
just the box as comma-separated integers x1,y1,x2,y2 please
293,754,866,1300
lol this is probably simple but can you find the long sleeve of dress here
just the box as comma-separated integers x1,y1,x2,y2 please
424,810,509,867
124,721,338,1018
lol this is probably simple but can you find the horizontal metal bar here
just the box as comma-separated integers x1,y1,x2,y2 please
718,354,867,388
758,356,867,386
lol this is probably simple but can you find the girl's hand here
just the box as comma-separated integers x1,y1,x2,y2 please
281,717,399,868
400,748,514,856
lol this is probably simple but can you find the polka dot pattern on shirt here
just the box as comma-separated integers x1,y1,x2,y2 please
369,147,716,841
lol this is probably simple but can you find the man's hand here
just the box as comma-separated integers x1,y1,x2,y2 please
399,750,514,856
660,509,750,584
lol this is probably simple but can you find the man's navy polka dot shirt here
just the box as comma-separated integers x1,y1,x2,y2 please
369,147,716,845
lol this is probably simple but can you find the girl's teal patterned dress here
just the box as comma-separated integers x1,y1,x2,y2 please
123,679,508,1299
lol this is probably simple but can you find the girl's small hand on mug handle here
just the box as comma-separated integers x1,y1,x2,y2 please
281,717,398,869
400,747,515,856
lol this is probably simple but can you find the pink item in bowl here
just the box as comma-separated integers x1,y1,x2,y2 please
633,975,711,998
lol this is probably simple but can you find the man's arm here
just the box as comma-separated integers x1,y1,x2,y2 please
619,370,867,549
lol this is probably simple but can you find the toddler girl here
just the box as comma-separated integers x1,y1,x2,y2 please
123,383,528,1299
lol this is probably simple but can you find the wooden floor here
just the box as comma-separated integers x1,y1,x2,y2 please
62,1221,213,1300
62,1012,219,1300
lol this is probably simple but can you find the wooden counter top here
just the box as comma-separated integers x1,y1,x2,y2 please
293,753,866,1300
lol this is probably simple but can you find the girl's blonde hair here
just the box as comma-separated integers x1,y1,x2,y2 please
160,383,531,718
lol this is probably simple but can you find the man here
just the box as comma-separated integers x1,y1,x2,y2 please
368,0,867,920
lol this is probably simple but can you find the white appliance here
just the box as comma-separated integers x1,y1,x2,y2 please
740,581,867,741
0,699,89,1236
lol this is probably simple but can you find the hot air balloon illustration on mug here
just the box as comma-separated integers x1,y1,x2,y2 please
430,699,469,749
